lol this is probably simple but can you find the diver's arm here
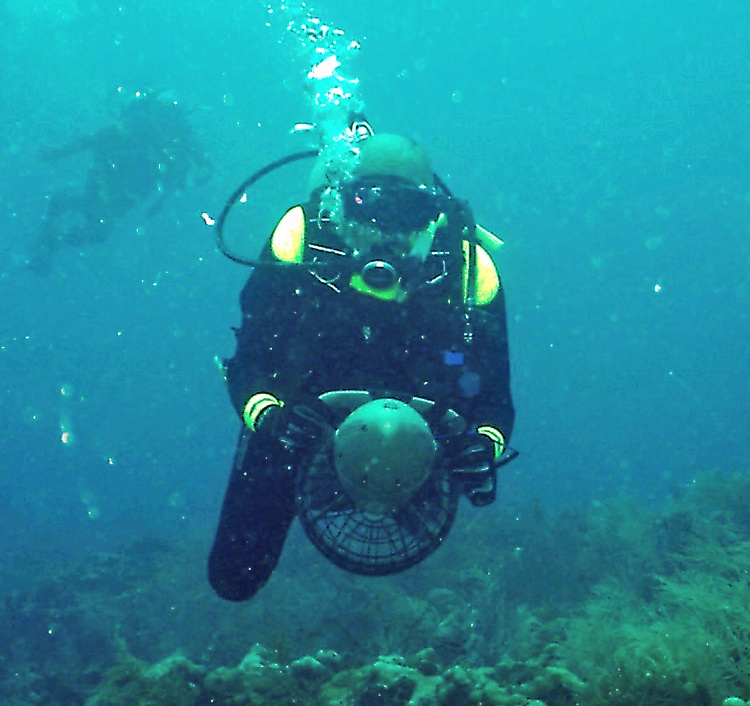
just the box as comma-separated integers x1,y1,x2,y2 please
224,259,303,419
38,127,117,162
445,289,515,504
467,288,516,442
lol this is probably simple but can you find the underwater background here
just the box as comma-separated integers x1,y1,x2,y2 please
1,1,749,704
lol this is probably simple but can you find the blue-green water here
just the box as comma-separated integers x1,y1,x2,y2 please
3,0,747,551
0,1,748,702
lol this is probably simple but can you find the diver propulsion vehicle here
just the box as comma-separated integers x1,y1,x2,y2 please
295,390,469,575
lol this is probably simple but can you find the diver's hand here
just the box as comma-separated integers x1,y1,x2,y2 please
447,434,495,472
256,404,329,452
445,434,497,507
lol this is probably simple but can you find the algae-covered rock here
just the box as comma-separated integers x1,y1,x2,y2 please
315,649,343,671
520,664,587,702
433,612,473,664
435,665,524,706
237,643,281,673
319,653,437,706
288,654,334,684
85,642,312,706
84,651,206,706
434,665,474,706
203,643,304,706
410,647,440,676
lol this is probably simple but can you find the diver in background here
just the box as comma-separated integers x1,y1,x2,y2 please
28,87,210,272
208,128,516,601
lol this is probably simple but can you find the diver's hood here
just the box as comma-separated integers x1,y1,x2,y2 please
307,133,435,193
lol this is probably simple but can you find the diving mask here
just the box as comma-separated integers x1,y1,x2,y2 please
341,177,446,235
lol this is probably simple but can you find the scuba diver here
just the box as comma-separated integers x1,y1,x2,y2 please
208,124,516,601
27,86,210,272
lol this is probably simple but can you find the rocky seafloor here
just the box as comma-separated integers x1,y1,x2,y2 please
4,473,750,706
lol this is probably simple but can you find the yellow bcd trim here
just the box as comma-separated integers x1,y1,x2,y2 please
242,392,284,431
477,424,506,462
475,224,504,254
410,212,448,259
270,205,306,263
462,240,501,306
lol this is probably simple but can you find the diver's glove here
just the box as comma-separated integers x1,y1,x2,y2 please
242,392,328,452
447,425,517,507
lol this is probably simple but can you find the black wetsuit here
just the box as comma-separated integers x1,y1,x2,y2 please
208,196,515,601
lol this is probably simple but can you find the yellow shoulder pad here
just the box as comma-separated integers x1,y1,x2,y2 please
462,239,501,306
270,205,306,263
475,244,501,305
